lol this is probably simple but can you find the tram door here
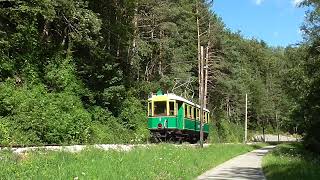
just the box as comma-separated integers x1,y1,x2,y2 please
177,101,184,129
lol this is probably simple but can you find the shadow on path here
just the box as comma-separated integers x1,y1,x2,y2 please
197,146,275,180
202,167,263,180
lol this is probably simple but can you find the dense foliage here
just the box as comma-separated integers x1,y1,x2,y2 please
287,0,320,153
0,0,318,146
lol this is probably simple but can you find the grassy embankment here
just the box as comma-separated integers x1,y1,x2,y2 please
263,143,320,180
0,144,265,179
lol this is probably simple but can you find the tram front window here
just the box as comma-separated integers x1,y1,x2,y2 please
154,101,167,116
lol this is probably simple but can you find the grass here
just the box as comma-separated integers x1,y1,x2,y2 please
0,143,263,180
263,143,320,180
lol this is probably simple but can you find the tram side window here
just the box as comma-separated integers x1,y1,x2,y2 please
148,102,152,116
204,112,208,123
184,104,188,118
191,107,194,119
196,109,200,120
154,101,167,116
194,108,197,120
169,101,175,116
203,112,207,123
189,106,192,118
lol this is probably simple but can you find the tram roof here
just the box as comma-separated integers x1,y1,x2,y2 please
148,93,210,112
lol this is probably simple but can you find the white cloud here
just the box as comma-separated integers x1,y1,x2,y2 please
297,29,304,35
255,0,264,5
292,0,303,7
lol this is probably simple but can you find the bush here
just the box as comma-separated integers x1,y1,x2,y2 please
304,122,320,154
118,97,150,143
88,106,131,144
0,80,91,145
209,119,244,143
0,118,10,145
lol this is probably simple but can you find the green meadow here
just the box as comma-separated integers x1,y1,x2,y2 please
0,144,264,180
263,143,320,180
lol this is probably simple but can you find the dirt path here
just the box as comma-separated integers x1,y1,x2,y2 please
197,146,275,180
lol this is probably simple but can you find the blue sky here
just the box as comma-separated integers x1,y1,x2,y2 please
212,0,308,47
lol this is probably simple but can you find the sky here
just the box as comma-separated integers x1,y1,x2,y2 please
212,0,308,47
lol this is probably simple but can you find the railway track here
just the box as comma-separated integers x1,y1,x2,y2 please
0,143,211,154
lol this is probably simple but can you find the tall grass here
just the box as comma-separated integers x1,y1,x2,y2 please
263,143,320,180
0,144,257,179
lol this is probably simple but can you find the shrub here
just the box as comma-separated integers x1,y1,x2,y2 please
88,106,131,144
209,119,244,143
0,80,91,145
0,118,10,145
118,97,150,143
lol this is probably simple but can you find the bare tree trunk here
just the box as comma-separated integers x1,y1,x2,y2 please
151,13,155,40
226,97,230,118
204,48,209,108
197,2,202,101
159,30,163,77
158,61,162,76
145,65,149,82
132,3,139,79
204,21,211,108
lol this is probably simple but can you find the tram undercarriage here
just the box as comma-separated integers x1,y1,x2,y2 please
150,129,208,144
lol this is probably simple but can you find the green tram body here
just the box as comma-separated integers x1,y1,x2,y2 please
147,93,210,142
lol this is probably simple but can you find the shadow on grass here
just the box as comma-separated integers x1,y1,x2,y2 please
249,141,296,150
263,143,320,180
250,144,266,149
249,142,273,149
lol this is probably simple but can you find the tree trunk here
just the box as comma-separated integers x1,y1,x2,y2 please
204,22,210,109
159,30,163,77
204,47,209,108
197,2,201,101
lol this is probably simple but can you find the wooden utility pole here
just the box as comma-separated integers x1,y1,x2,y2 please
200,46,205,148
245,93,248,143
276,112,279,142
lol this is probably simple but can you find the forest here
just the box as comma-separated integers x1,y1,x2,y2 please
0,0,319,152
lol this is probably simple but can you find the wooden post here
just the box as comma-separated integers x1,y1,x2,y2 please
200,46,205,148
245,93,248,143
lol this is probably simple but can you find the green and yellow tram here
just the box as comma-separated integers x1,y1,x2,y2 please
147,91,210,143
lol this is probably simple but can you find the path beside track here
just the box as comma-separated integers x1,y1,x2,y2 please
197,146,276,180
